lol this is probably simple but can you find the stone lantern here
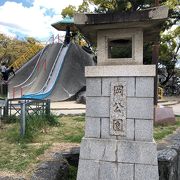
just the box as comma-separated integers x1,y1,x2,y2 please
74,6,168,180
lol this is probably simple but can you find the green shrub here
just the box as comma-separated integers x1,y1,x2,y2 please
23,113,59,142
46,113,59,126
64,134,83,143
72,116,85,122
154,117,180,141
4,115,19,124
68,165,78,180
6,113,59,143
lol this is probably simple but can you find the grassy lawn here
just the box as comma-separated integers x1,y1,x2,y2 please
0,114,179,177
154,116,180,141
0,114,85,175
35,115,85,143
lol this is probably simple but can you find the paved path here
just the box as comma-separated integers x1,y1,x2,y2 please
168,103,180,116
158,98,180,116
51,99,180,116
51,101,85,115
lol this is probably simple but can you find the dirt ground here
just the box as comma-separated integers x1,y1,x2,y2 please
0,142,80,179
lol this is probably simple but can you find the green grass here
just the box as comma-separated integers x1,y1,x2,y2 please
34,115,85,143
0,114,85,174
3,114,19,124
154,116,180,141
0,142,50,172
1,114,179,176
68,165,78,180
2,113,59,144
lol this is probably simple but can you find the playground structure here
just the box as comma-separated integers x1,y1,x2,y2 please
8,34,94,101
10,34,61,72
158,87,164,100
2,31,164,101
0,33,94,136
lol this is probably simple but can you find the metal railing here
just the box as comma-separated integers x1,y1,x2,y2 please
5,98,50,116
46,34,61,45
4,98,50,136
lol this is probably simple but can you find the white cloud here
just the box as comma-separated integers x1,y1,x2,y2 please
0,25,17,38
0,0,83,41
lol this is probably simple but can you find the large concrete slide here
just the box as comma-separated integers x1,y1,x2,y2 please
49,43,94,101
8,43,62,98
8,43,94,101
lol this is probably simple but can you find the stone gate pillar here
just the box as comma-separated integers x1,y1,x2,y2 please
78,65,158,180
75,6,169,180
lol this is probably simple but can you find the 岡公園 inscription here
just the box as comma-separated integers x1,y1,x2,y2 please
110,82,127,136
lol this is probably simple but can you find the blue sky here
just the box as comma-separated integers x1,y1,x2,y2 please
0,0,34,7
0,0,83,42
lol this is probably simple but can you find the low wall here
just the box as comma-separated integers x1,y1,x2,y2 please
0,144,179,180
158,143,180,180
30,144,180,180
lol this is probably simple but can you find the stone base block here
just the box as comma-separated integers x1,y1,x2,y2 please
77,159,159,180
77,138,159,180
79,138,117,162
135,164,159,180
117,140,157,165
79,138,158,165
77,159,99,180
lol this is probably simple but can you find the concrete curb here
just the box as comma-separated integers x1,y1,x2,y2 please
158,101,180,107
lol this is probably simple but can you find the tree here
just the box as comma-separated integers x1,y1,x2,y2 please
0,34,43,66
26,37,39,44
87,0,155,12
61,5,77,18
159,26,180,86
61,0,180,87
61,0,91,17
85,0,180,87
78,0,91,13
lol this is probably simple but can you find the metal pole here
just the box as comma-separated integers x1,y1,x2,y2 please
4,99,9,118
45,99,50,116
20,103,26,136
0,107,2,127
152,43,160,105
42,101,45,115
